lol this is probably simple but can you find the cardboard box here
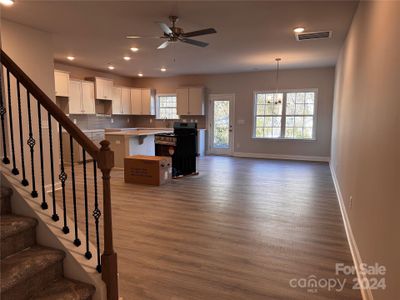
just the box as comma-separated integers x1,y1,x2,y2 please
124,155,172,186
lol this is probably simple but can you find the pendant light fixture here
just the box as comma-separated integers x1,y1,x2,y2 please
274,58,282,105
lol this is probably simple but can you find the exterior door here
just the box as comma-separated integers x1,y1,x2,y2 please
209,94,235,155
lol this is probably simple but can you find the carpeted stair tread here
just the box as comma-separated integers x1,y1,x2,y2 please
0,187,12,215
0,245,65,293
0,214,37,240
31,278,96,300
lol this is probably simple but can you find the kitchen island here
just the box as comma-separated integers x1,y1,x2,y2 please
105,128,172,168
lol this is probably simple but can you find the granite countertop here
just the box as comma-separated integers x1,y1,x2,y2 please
105,129,173,137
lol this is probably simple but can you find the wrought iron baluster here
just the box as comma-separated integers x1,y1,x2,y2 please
26,92,38,197
0,68,10,164
69,136,81,246
16,81,28,186
83,149,92,259
58,123,69,234
37,102,48,209
6,71,18,175
48,113,59,221
93,160,102,272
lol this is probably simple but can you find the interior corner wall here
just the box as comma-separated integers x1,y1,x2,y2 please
331,1,400,299
134,66,335,159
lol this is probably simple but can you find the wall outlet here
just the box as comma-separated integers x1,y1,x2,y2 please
73,119,77,124
149,118,153,123
349,196,353,209
127,118,130,123
111,118,114,124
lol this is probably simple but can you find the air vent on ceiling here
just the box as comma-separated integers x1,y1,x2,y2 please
295,31,332,41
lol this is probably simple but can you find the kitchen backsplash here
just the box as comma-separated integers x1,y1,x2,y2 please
69,114,206,130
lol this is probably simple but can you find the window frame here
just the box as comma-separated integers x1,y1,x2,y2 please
156,93,179,120
252,88,318,141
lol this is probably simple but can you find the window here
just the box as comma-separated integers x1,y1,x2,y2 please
157,94,179,119
254,90,317,139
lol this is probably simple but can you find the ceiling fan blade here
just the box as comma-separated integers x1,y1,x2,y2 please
126,35,160,39
157,41,170,49
180,38,208,47
158,22,173,36
182,28,217,38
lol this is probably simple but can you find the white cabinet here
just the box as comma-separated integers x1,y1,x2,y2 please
81,81,95,114
113,87,131,115
176,87,205,115
68,80,95,115
112,87,122,114
94,77,113,100
176,88,189,116
54,70,70,97
130,88,155,115
121,88,131,114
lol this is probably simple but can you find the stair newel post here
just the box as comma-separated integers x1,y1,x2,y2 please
97,140,118,300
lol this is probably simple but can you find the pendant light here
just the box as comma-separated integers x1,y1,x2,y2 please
274,58,282,105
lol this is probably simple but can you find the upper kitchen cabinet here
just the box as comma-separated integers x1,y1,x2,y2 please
69,80,95,115
54,70,70,97
113,87,131,115
130,88,155,115
93,77,113,100
176,87,205,115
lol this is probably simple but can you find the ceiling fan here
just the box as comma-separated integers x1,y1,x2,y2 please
126,16,217,49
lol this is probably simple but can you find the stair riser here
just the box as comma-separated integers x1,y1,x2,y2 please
1,227,36,259
1,261,63,300
0,195,11,215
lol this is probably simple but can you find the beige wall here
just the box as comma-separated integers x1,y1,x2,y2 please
133,67,335,158
1,19,60,187
331,1,400,299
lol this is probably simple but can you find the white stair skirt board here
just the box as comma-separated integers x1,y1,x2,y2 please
233,152,330,162
330,163,374,300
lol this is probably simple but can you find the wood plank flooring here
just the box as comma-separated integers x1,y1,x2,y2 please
58,156,361,300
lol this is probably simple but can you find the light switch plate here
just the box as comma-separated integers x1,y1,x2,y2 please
111,118,114,123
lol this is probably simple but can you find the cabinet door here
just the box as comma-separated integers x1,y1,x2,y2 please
188,87,204,115
112,87,122,114
54,71,70,97
121,88,131,114
82,81,95,114
141,89,155,115
95,77,113,100
176,88,189,115
130,88,142,115
68,80,82,114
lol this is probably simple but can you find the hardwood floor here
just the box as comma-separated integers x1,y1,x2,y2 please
58,156,361,300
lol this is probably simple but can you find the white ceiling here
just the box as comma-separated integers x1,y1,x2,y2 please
1,1,358,78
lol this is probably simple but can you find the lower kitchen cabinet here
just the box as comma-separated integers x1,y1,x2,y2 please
62,130,104,163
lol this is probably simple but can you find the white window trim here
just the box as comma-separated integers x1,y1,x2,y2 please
156,93,180,120
252,88,318,141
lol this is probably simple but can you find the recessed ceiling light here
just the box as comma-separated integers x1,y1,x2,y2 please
160,67,167,72
123,56,131,61
138,73,143,77
294,27,305,33
0,0,14,6
130,47,139,52
108,65,115,70
67,56,75,61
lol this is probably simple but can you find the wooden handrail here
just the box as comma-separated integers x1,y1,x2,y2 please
0,50,99,159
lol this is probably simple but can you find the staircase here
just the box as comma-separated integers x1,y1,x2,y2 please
0,49,118,299
0,186,95,299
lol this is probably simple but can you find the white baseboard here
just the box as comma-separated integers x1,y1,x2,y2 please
233,152,330,162
330,163,373,300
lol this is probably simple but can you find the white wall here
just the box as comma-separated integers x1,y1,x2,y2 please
331,1,400,299
1,19,59,188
